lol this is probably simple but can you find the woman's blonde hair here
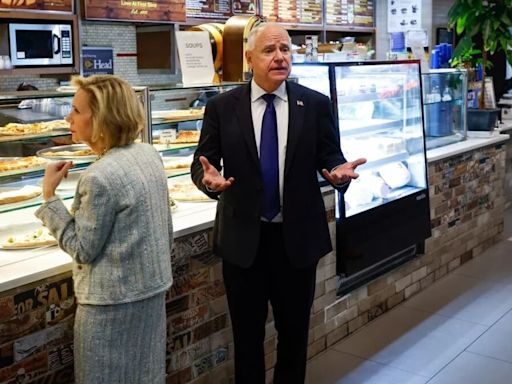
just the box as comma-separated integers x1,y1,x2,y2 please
71,75,144,150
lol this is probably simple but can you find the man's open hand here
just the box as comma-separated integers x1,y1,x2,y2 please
199,156,235,192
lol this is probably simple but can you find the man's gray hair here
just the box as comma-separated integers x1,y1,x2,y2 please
246,23,292,51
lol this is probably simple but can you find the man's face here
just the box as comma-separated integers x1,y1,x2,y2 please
246,25,292,93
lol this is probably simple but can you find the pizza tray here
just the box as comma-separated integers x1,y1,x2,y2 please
36,144,97,161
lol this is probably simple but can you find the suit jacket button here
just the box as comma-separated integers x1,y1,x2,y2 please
77,265,83,270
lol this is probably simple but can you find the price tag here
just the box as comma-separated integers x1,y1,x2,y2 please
159,129,177,144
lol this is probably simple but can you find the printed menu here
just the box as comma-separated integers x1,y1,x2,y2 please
186,0,256,19
326,0,374,27
261,0,323,25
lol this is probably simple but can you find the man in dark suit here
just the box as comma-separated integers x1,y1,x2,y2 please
191,23,365,383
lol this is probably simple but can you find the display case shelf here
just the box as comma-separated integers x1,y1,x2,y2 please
422,98,464,106
337,93,407,105
0,132,71,144
355,151,410,171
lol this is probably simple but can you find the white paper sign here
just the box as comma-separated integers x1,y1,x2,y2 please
387,0,422,32
159,129,177,143
176,31,215,86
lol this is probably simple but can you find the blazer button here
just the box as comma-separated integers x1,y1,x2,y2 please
77,265,83,270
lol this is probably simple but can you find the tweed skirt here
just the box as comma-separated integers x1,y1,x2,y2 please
74,292,167,384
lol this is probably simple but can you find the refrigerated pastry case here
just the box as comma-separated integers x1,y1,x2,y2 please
292,61,431,295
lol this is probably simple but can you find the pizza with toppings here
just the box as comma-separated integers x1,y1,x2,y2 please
160,107,204,121
168,181,214,202
170,131,200,144
0,120,69,136
0,156,46,173
2,227,57,249
162,155,193,171
44,148,95,158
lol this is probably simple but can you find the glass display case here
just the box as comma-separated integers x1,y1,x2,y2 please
422,68,467,149
0,83,244,216
0,90,76,215
147,83,244,179
292,61,431,293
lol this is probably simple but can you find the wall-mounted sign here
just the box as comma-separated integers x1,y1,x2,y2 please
0,0,72,13
262,0,323,25
387,0,421,32
176,31,215,85
186,0,256,20
81,47,114,77
84,0,185,23
325,0,374,27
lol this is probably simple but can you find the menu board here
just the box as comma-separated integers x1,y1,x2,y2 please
186,0,256,19
84,0,186,23
0,0,72,12
326,0,374,27
261,0,323,25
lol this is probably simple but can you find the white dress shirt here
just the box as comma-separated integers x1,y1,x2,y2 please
251,80,288,222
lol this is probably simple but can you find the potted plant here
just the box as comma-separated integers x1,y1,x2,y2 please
448,0,512,130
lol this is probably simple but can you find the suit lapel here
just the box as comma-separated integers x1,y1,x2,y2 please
285,81,305,176
235,83,260,170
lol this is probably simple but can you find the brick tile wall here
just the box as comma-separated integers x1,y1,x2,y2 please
0,144,505,383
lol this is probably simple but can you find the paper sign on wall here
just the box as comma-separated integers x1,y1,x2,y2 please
176,31,215,86
387,0,421,32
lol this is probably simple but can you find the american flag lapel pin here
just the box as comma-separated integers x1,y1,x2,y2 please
297,100,304,106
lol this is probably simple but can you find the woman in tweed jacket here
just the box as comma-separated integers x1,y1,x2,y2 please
36,75,173,384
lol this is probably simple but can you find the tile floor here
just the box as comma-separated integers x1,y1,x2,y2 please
306,209,512,384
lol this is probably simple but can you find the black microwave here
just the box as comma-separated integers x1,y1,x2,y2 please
9,23,73,66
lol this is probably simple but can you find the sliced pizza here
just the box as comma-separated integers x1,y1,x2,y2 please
0,156,46,173
0,185,42,205
168,181,214,202
2,227,57,249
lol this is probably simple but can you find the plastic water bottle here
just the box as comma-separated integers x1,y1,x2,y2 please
431,85,442,102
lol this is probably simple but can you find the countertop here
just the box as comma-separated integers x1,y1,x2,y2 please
1,134,511,292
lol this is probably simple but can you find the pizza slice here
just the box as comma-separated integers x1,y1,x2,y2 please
0,185,42,205
2,227,57,249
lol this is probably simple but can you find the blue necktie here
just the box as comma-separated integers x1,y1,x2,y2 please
260,94,280,221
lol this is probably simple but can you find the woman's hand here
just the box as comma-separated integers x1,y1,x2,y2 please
42,161,73,201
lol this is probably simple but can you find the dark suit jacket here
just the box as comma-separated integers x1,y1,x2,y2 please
191,81,346,269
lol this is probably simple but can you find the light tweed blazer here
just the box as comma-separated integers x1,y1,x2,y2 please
36,143,173,305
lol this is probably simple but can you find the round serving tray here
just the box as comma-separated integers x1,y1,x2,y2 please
36,144,97,161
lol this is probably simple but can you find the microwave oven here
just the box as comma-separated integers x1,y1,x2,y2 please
9,23,73,66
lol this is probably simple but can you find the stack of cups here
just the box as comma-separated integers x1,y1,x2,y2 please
430,49,441,69
432,43,453,69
